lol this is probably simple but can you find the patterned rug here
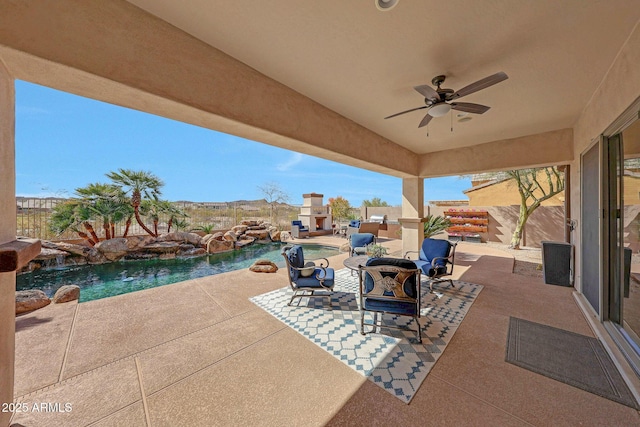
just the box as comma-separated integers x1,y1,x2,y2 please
250,269,483,403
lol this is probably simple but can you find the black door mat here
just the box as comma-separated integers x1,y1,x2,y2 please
506,317,639,409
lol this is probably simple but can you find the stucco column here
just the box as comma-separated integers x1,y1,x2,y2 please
0,59,15,426
399,178,424,257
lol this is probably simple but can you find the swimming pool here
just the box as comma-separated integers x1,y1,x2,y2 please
16,243,339,302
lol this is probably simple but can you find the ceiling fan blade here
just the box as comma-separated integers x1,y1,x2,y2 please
414,84,439,100
418,113,433,128
451,102,491,114
450,72,508,100
384,106,427,119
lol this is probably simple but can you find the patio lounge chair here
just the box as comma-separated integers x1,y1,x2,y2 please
282,244,335,306
357,221,380,237
359,257,422,343
291,220,309,239
349,232,376,256
405,238,457,291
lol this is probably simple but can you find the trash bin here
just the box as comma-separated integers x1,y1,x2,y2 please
541,241,573,287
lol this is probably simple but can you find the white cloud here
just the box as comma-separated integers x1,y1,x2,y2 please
276,153,304,171
16,106,51,116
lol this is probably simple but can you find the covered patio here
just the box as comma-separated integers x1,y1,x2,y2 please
2,1,640,425
10,237,639,426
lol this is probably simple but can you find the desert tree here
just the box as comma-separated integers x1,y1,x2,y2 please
328,196,353,223
258,182,290,225
507,167,564,249
362,197,389,207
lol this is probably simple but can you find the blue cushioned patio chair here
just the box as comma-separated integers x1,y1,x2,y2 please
404,238,457,291
349,232,376,256
359,257,422,343
291,220,309,239
282,244,335,306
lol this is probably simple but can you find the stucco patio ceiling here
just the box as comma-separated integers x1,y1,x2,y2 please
0,1,639,178
127,0,640,155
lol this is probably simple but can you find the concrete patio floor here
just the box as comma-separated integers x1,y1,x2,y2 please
11,236,640,426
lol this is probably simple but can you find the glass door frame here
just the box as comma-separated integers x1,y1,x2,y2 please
602,99,640,376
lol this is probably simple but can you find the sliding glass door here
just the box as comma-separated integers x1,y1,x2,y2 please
605,113,640,374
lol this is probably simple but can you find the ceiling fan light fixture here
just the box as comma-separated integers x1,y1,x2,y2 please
375,0,399,11
429,103,451,117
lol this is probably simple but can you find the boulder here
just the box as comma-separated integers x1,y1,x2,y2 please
34,247,68,260
241,220,259,227
125,235,155,250
143,241,181,253
212,232,225,240
231,225,248,234
201,234,215,245
178,244,195,251
269,227,281,241
206,239,234,253
95,238,129,261
64,256,88,267
157,232,202,245
87,248,109,264
40,240,61,250
45,241,91,257
181,248,207,257
223,231,238,242
235,240,255,249
245,229,270,240
280,231,292,242
16,290,51,315
124,252,155,260
53,285,80,303
249,259,278,273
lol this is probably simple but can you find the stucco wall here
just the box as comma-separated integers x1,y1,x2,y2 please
0,60,16,427
430,205,565,248
571,20,640,296
466,170,565,207
360,204,566,248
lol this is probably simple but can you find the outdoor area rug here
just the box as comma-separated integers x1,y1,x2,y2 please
505,317,639,409
250,268,483,403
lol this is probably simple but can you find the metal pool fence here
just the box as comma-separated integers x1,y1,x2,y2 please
16,197,300,241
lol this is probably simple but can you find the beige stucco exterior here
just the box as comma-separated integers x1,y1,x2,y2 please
466,170,566,207
0,58,16,427
570,21,640,309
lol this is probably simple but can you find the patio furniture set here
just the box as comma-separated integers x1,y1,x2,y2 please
281,238,457,343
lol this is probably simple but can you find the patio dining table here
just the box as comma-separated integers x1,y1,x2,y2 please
342,255,370,274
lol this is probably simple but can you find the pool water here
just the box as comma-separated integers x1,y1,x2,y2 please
16,243,338,302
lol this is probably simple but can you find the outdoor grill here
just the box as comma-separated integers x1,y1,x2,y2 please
368,214,387,224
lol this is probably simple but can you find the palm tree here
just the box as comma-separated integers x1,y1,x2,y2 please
191,224,216,234
49,200,99,246
75,183,131,240
106,169,164,237
172,218,190,232
141,199,186,236
423,214,451,238
157,201,187,233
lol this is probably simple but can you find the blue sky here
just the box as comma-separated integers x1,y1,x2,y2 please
15,81,471,206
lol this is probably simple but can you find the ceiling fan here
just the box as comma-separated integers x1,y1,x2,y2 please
384,72,509,127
